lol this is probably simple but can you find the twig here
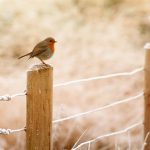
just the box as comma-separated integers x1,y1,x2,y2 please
141,132,150,150
72,128,89,149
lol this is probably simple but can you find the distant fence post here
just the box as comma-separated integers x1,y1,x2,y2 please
26,65,53,150
144,43,150,150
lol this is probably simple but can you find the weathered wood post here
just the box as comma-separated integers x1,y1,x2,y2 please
26,64,53,150
144,43,150,150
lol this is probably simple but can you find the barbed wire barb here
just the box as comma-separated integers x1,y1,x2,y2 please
54,67,143,87
0,127,25,135
0,91,26,101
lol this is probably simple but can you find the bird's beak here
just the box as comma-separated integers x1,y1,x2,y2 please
55,40,57,43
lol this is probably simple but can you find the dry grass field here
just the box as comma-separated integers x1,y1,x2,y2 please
0,0,150,149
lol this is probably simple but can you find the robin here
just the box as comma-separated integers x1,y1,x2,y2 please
18,37,56,65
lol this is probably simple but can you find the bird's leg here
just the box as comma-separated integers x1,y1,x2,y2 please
39,58,47,66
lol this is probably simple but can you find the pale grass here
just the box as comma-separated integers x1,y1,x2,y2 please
0,0,149,149
72,122,143,150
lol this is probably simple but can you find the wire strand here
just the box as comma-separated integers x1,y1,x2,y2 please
54,67,143,87
72,121,143,150
53,92,143,124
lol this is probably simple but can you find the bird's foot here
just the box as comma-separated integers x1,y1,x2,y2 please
39,63,51,69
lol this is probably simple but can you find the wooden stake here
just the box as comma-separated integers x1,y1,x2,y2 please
144,43,150,150
26,65,53,150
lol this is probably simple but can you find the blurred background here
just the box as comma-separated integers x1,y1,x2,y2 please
0,0,149,149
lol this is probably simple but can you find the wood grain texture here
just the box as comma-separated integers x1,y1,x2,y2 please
144,48,150,150
26,65,53,150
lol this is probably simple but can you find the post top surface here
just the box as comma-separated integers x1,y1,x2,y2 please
144,43,150,50
28,64,53,71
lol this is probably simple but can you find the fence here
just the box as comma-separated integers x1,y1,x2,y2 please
0,43,150,150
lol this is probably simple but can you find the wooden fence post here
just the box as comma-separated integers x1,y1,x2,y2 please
144,43,150,150
26,65,53,150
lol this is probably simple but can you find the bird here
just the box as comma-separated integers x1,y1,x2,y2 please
18,37,56,65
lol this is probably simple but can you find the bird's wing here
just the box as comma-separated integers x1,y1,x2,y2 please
30,41,48,58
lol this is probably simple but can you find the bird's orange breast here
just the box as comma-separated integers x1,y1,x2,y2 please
49,43,55,53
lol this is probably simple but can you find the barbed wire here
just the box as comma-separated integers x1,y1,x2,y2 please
0,127,25,134
53,92,143,124
0,67,143,101
0,67,144,138
72,121,143,150
0,92,143,135
0,91,26,101
54,67,143,87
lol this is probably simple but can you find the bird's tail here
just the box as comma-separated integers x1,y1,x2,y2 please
18,52,32,59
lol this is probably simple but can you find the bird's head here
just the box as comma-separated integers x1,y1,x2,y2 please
44,37,57,44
